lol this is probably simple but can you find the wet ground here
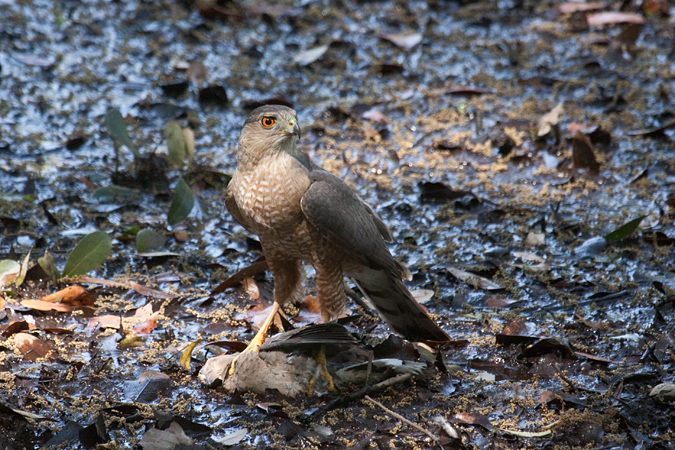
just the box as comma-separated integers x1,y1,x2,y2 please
1,0,674,448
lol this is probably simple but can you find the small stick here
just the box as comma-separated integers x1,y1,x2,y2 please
364,395,442,445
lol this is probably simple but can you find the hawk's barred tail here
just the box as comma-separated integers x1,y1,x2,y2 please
350,269,450,345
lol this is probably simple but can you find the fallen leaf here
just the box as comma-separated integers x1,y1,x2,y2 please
0,403,49,420
587,11,645,26
180,338,202,371
381,33,423,51
242,276,260,301
214,427,248,446
1,320,29,337
87,315,121,330
164,121,186,168
538,103,564,137
572,131,600,175
574,313,607,330
0,260,20,287
453,412,493,431
118,335,144,347
502,320,527,335
105,109,139,158
15,249,31,287
136,229,167,253
38,251,60,282
211,258,269,295
574,351,614,364
139,422,192,450
293,45,329,65
130,281,176,299
63,231,113,277
21,299,73,312
499,428,551,438
525,232,546,246
42,285,95,306
411,289,434,304
132,312,160,335
11,332,56,361
486,297,519,308
447,267,502,290
604,215,646,242
512,252,545,263
167,177,195,226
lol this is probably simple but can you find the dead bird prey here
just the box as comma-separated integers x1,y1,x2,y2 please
225,105,449,377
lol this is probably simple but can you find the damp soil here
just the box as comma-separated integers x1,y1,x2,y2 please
1,0,674,449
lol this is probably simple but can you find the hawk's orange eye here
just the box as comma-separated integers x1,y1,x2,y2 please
261,117,275,128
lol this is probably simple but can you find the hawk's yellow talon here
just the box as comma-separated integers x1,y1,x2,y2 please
227,302,281,377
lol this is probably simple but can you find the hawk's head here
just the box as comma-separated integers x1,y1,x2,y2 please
238,105,301,165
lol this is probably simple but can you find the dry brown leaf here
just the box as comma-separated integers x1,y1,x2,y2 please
574,313,608,330
211,258,269,295
574,351,614,364
11,332,56,361
42,285,95,306
502,319,527,335
486,297,518,308
21,299,73,313
0,297,5,309
133,312,160,335
130,281,176,299
87,314,122,330
453,412,493,430
242,276,260,301
572,131,600,175
133,302,154,318
1,320,30,337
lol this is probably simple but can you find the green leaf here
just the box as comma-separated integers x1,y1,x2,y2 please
0,260,21,288
63,231,113,277
105,108,139,158
136,229,167,253
167,177,195,225
15,248,32,287
604,215,646,243
92,185,140,204
38,251,61,282
164,121,186,167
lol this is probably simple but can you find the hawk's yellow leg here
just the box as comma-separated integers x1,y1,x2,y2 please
308,345,335,395
228,302,281,376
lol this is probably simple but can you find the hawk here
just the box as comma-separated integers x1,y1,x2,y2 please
225,105,449,373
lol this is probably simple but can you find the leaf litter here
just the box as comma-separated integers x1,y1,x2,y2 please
0,0,674,448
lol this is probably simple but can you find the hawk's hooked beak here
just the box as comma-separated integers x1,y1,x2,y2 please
278,117,301,140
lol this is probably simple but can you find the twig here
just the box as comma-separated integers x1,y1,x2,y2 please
312,373,412,416
364,395,442,446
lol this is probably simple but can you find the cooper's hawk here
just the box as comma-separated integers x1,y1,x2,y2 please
225,105,449,371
